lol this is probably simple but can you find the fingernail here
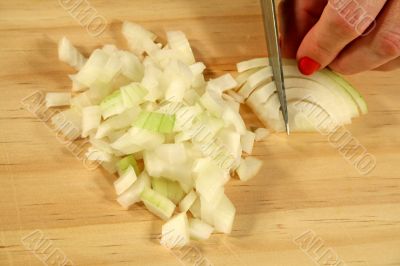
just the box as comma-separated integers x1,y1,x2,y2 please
298,57,321,76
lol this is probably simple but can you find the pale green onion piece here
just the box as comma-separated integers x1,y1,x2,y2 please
152,178,185,205
117,171,150,209
111,127,165,154
81,106,101,138
100,90,126,119
51,108,82,140
237,58,269,73
236,157,263,182
166,31,195,65
161,212,190,248
121,82,148,108
45,92,71,108
114,165,138,195
241,130,256,155
189,218,214,241
58,36,87,70
179,190,197,213
140,188,175,220
134,111,175,134
254,128,270,141
116,155,140,176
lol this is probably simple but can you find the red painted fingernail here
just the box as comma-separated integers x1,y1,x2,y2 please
298,57,321,76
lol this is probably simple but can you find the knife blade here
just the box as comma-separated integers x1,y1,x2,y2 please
260,0,289,134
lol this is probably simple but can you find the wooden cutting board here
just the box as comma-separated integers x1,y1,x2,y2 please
1,1,399,265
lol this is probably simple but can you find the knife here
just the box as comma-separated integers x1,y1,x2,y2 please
260,0,289,134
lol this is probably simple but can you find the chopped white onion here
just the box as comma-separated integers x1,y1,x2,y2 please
45,92,71,108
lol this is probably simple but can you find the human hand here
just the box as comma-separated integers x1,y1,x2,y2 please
279,0,400,75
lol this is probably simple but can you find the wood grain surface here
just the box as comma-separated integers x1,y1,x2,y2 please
1,1,399,265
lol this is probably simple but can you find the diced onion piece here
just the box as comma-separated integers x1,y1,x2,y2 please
81,106,101,138
161,212,189,248
121,82,148,108
117,171,150,209
222,107,247,135
45,92,71,108
166,31,195,65
207,74,238,94
189,218,214,241
70,91,92,109
254,128,270,141
75,49,109,87
212,194,236,234
122,21,157,56
199,89,226,117
189,197,201,218
111,127,165,154
100,156,119,174
100,90,126,119
134,111,175,134
114,165,138,195
152,178,185,205
141,63,163,102
85,146,113,163
179,190,197,212
241,130,256,155
194,158,229,202
119,51,144,81
237,58,269,73
116,155,140,176
51,108,82,140
71,77,87,92
236,157,263,182
140,188,175,220
226,90,245,104
58,37,87,70
95,107,140,139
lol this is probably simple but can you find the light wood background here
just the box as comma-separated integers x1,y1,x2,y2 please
1,1,399,265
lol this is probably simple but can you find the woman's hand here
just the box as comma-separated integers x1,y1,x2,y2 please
279,0,400,75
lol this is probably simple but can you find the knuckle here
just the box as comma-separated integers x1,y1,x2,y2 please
329,14,359,37
374,31,400,58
